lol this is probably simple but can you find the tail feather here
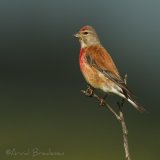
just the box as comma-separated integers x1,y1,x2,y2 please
127,97,146,112
108,85,146,112
120,86,146,112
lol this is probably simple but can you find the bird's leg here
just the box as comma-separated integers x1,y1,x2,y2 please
121,98,125,106
85,85,94,97
99,94,108,106
117,98,125,110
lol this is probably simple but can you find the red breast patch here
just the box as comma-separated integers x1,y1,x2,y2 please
79,48,85,68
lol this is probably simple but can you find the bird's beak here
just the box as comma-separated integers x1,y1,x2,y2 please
74,33,80,38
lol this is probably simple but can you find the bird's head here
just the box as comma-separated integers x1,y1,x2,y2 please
74,25,100,48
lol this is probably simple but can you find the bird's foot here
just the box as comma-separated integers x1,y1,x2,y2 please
121,98,125,106
99,94,108,106
119,98,125,107
85,86,94,97
117,98,125,109
99,98,106,106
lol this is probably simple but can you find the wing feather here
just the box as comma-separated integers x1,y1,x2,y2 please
84,45,133,98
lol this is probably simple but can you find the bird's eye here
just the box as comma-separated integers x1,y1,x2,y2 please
83,32,88,35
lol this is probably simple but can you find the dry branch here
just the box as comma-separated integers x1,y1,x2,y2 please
81,74,131,160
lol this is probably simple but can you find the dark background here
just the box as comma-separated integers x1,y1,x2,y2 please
0,0,159,159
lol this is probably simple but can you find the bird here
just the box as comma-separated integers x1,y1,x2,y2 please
74,25,145,112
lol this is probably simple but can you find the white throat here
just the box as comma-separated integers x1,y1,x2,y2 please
80,40,87,48
79,33,101,48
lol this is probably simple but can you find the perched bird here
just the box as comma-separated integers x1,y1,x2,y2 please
74,25,145,112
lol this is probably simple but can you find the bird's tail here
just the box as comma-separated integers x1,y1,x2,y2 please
127,96,146,112
119,85,146,112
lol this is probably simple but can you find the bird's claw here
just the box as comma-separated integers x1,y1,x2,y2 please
85,86,94,97
99,98,106,106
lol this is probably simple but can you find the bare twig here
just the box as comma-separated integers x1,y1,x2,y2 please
81,74,131,160
118,74,131,160
117,102,131,160
81,89,121,120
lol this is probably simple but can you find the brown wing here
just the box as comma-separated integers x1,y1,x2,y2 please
85,45,133,98
85,45,120,77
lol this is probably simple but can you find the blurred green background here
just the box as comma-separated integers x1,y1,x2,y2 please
0,0,159,159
